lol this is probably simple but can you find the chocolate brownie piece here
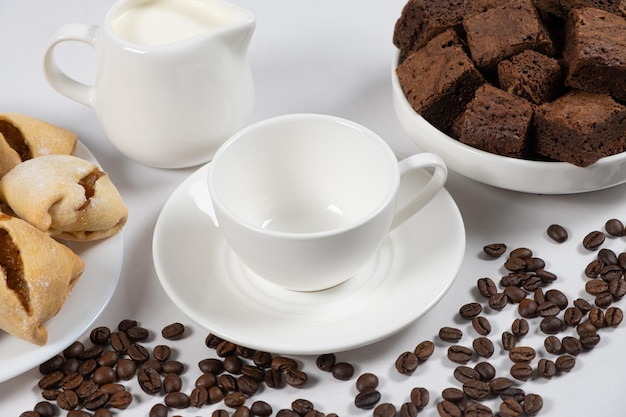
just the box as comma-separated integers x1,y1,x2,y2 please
498,50,564,104
534,90,626,166
397,29,485,133
563,7,626,102
463,0,555,69
393,0,477,59
459,84,535,158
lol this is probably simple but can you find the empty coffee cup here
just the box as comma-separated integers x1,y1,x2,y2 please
207,114,448,291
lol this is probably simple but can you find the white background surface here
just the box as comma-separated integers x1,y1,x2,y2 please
2,1,626,415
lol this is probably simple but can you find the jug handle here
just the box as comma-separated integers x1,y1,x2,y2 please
43,23,99,108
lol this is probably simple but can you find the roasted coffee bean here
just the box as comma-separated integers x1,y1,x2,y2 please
224,391,246,408
292,398,314,415
459,302,482,319
510,247,532,259
127,343,150,362
589,308,606,328
534,288,545,306
315,353,335,372
373,403,397,417
518,298,538,318
508,346,536,363
463,380,490,401
580,332,601,349
576,320,598,336
503,286,526,303
63,341,85,359
555,355,576,372
477,277,498,298
442,387,465,403
89,326,111,345
606,306,624,327
219,374,237,391
484,243,507,257
233,405,251,417
84,391,110,410
199,358,224,374
544,335,563,354
214,409,232,417
126,325,149,342
596,292,614,308
153,345,171,362
285,366,308,387
563,307,583,326
355,390,381,409
524,393,544,416
96,351,118,368
165,391,190,409
117,319,138,332
163,372,183,393
620,252,626,270
59,358,78,375
414,340,435,361
454,365,480,383
138,367,162,395
67,411,90,417
19,412,39,417
237,375,259,396
141,359,163,373
537,358,556,378
38,370,64,390
208,385,226,403
110,331,131,354
547,224,568,242
216,340,237,357
499,387,526,403
522,274,543,291
241,364,265,382
439,326,462,342
471,316,491,336
56,390,79,410
609,278,626,298
223,355,243,374
511,318,529,337
472,337,494,358
94,411,113,417
488,293,508,310
275,410,298,417
489,376,513,393
436,400,462,417
585,259,604,278
149,403,168,417
464,402,493,417
562,336,583,355
500,398,523,416
161,322,185,340
39,355,64,375
525,257,545,271
162,360,184,374
501,331,517,350
60,372,84,391
544,288,568,308
99,383,125,395
599,248,619,265
33,401,55,417
400,402,419,417
271,356,298,371
537,301,560,317
510,362,533,381
356,373,379,392
41,389,60,401
447,345,473,364
504,257,526,272
540,316,563,334
601,264,623,281
205,333,224,349
195,372,217,390
474,361,496,381
250,400,273,417
536,268,557,283
264,369,281,388
92,366,116,386
574,297,592,313
410,387,429,409
605,218,625,236
80,345,104,361
395,351,418,375
115,358,137,380
251,351,272,368
583,230,605,250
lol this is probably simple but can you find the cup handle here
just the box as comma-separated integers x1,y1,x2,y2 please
43,23,100,108
390,152,448,231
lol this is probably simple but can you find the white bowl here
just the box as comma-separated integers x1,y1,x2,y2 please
391,50,626,194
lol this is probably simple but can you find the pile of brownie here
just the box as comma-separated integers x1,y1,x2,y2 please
394,0,626,167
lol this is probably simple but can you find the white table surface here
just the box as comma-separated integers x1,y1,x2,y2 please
2,1,626,415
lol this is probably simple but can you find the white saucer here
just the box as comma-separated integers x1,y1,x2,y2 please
0,142,124,382
153,162,465,354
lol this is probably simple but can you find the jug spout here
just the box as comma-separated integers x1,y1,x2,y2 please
212,0,255,53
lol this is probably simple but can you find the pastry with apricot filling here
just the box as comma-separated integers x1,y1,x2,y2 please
0,213,84,345
0,113,77,178
0,155,128,241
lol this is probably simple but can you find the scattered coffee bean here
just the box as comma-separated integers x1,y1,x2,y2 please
504,256,526,272
606,306,624,327
285,366,308,387
453,365,480,383
441,387,465,403
356,373,379,392
501,398,524,416
395,351,419,375
474,361,496,381
315,353,335,372
373,403,397,417
524,393,544,416
436,400,462,417
501,331,517,351
439,326,463,343
410,387,429,409
504,285,526,303
447,345,473,364
555,355,576,372
471,316,491,336
561,336,583,356
563,307,583,326
459,302,482,319
250,400,273,417
537,358,556,379
484,243,507,257
511,318,529,337
488,292,508,310
605,218,625,237
510,362,533,381
462,380,490,401
161,322,185,340
547,224,568,243
331,362,353,380
540,316,564,334
489,377,514,394
508,346,536,363
472,337,494,358
583,230,605,250
413,340,435,361
544,335,563,354
165,391,191,409
355,390,381,409
477,277,498,297
400,402,419,417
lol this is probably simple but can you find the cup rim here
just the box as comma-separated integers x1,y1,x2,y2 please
207,113,401,240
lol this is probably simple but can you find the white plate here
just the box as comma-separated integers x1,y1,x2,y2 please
391,50,626,194
153,162,465,355
0,142,123,382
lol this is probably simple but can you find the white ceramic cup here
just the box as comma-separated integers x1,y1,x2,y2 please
207,114,448,291
43,0,255,169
